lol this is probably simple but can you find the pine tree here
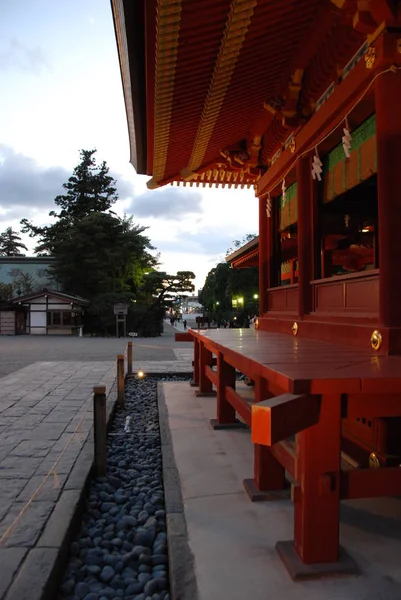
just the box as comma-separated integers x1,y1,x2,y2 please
21,149,118,255
0,227,28,256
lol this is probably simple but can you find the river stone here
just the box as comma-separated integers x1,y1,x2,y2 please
126,582,144,595
100,565,115,582
143,579,159,596
75,581,90,599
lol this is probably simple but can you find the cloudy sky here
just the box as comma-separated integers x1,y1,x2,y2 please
0,0,258,291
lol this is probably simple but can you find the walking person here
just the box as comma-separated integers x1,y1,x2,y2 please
183,319,187,330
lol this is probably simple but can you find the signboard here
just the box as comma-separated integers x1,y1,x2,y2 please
114,304,128,315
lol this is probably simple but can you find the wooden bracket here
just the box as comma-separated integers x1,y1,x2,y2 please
175,332,192,342
251,393,321,446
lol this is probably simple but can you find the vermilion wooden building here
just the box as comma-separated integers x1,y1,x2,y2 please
112,0,401,578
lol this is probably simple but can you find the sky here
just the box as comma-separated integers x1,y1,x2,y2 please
0,0,258,292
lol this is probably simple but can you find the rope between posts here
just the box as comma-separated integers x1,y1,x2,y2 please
0,390,96,547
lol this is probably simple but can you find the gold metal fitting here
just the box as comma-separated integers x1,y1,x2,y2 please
292,322,298,336
364,47,376,69
289,138,296,154
370,329,382,351
369,452,380,469
254,318,259,330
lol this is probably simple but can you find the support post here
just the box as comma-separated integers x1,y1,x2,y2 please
297,155,313,317
259,195,268,315
254,375,270,403
276,394,359,579
375,69,401,327
127,342,133,376
93,385,107,477
196,342,215,395
190,338,200,386
117,354,125,409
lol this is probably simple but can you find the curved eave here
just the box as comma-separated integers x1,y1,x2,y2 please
111,0,147,173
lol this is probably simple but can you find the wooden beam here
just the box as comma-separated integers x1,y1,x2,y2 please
226,386,252,426
340,467,401,499
251,394,321,446
257,57,374,196
175,332,193,342
205,365,218,387
346,393,401,418
270,440,296,478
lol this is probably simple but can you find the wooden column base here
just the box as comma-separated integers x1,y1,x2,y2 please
189,380,199,387
196,391,217,397
243,478,290,502
276,541,359,581
210,418,248,430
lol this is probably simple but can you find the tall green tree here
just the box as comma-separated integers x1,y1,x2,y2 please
20,149,160,334
0,227,28,256
21,149,119,256
200,236,259,321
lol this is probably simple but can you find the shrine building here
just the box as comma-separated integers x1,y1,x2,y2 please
112,0,401,580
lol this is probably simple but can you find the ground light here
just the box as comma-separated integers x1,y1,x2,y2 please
136,370,145,379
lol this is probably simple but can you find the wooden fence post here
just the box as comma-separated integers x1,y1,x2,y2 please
117,354,125,408
127,342,133,376
93,385,107,477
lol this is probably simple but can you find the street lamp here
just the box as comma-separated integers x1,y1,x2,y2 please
253,294,259,300
237,297,244,305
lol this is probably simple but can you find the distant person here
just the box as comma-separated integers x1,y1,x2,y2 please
183,319,187,330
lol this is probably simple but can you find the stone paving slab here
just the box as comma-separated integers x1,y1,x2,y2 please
0,361,116,600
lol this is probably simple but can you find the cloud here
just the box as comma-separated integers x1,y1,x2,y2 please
0,146,139,222
0,39,50,74
0,145,69,219
155,230,236,256
127,186,203,220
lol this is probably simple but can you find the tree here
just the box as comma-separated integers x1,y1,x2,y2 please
8,270,36,296
20,149,160,335
200,235,259,323
21,149,118,255
225,233,257,257
47,212,157,300
140,271,196,310
0,283,13,301
0,227,28,256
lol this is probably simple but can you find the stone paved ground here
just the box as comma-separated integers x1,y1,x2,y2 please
0,361,116,600
0,326,193,599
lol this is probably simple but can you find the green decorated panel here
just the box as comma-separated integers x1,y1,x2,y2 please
279,182,298,231
323,114,377,203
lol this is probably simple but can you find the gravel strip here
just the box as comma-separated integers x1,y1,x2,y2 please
58,375,189,600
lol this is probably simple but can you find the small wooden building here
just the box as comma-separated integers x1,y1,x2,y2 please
10,289,88,335
0,304,27,335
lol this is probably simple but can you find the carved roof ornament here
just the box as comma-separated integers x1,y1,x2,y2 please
179,159,261,190
364,46,376,69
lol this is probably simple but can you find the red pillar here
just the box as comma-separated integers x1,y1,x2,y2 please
259,195,268,315
293,394,341,563
375,70,401,327
297,155,313,318
252,375,285,492
198,342,213,394
191,338,200,386
216,352,236,424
